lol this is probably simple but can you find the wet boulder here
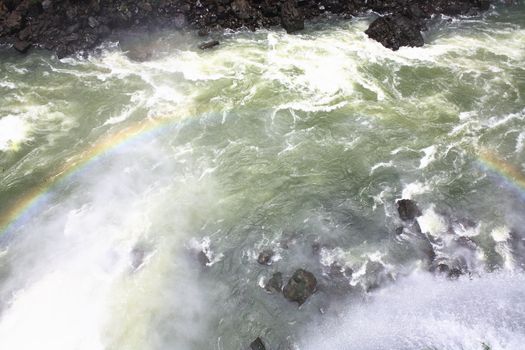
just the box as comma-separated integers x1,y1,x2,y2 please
13,39,30,53
126,46,153,62
231,0,254,20
280,0,304,33
198,40,219,50
283,269,317,305
249,337,266,350
432,262,464,279
265,272,283,293
257,249,274,265
363,260,393,292
396,199,422,221
365,14,424,50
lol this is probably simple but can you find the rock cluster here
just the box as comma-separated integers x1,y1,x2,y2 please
0,0,492,57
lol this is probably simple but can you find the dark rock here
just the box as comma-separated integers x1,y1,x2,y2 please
311,242,321,255
63,32,80,42
197,28,209,37
232,0,254,20
138,1,153,12
328,262,352,278
283,269,317,305
249,337,266,350
174,13,186,29
198,250,210,267
396,199,422,221
448,266,463,279
431,261,465,279
198,39,219,50
365,14,424,51
13,39,30,53
131,245,147,270
5,10,23,32
265,272,283,293
0,2,7,17
280,0,304,33
126,46,153,61
41,0,52,12
257,249,274,265
66,23,80,35
17,25,30,40
0,0,495,57
88,16,99,28
97,25,111,36
363,260,393,291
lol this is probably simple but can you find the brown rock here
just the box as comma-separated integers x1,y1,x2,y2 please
283,269,317,305
13,39,30,53
257,249,274,265
264,272,283,293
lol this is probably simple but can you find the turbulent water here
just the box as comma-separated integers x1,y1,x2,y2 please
1,5,525,350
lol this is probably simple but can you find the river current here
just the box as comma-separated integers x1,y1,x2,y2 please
0,5,524,350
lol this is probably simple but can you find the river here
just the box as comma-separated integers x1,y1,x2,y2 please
0,5,524,350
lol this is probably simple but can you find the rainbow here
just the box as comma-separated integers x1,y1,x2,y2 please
2,126,525,238
478,148,525,194
0,115,181,237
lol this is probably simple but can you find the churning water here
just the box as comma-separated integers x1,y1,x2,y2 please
0,5,524,350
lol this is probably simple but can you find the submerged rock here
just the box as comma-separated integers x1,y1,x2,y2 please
396,199,422,221
283,269,317,305
198,40,220,50
432,262,465,279
198,250,210,267
363,260,393,292
249,337,266,350
131,245,147,270
257,249,274,265
265,272,283,293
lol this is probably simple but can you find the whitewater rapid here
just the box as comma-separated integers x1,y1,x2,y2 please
0,8,524,350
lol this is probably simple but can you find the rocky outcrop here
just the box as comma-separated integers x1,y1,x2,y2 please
365,14,424,50
397,199,422,221
249,337,266,350
283,269,317,305
265,272,283,293
0,0,494,57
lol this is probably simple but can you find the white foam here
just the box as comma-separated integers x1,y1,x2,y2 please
302,272,525,350
0,115,29,151
401,181,430,199
0,271,110,350
417,206,448,238
491,226,510,243
419,145,437,169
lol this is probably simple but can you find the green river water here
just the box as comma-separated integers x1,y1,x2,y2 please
0,5,524,350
